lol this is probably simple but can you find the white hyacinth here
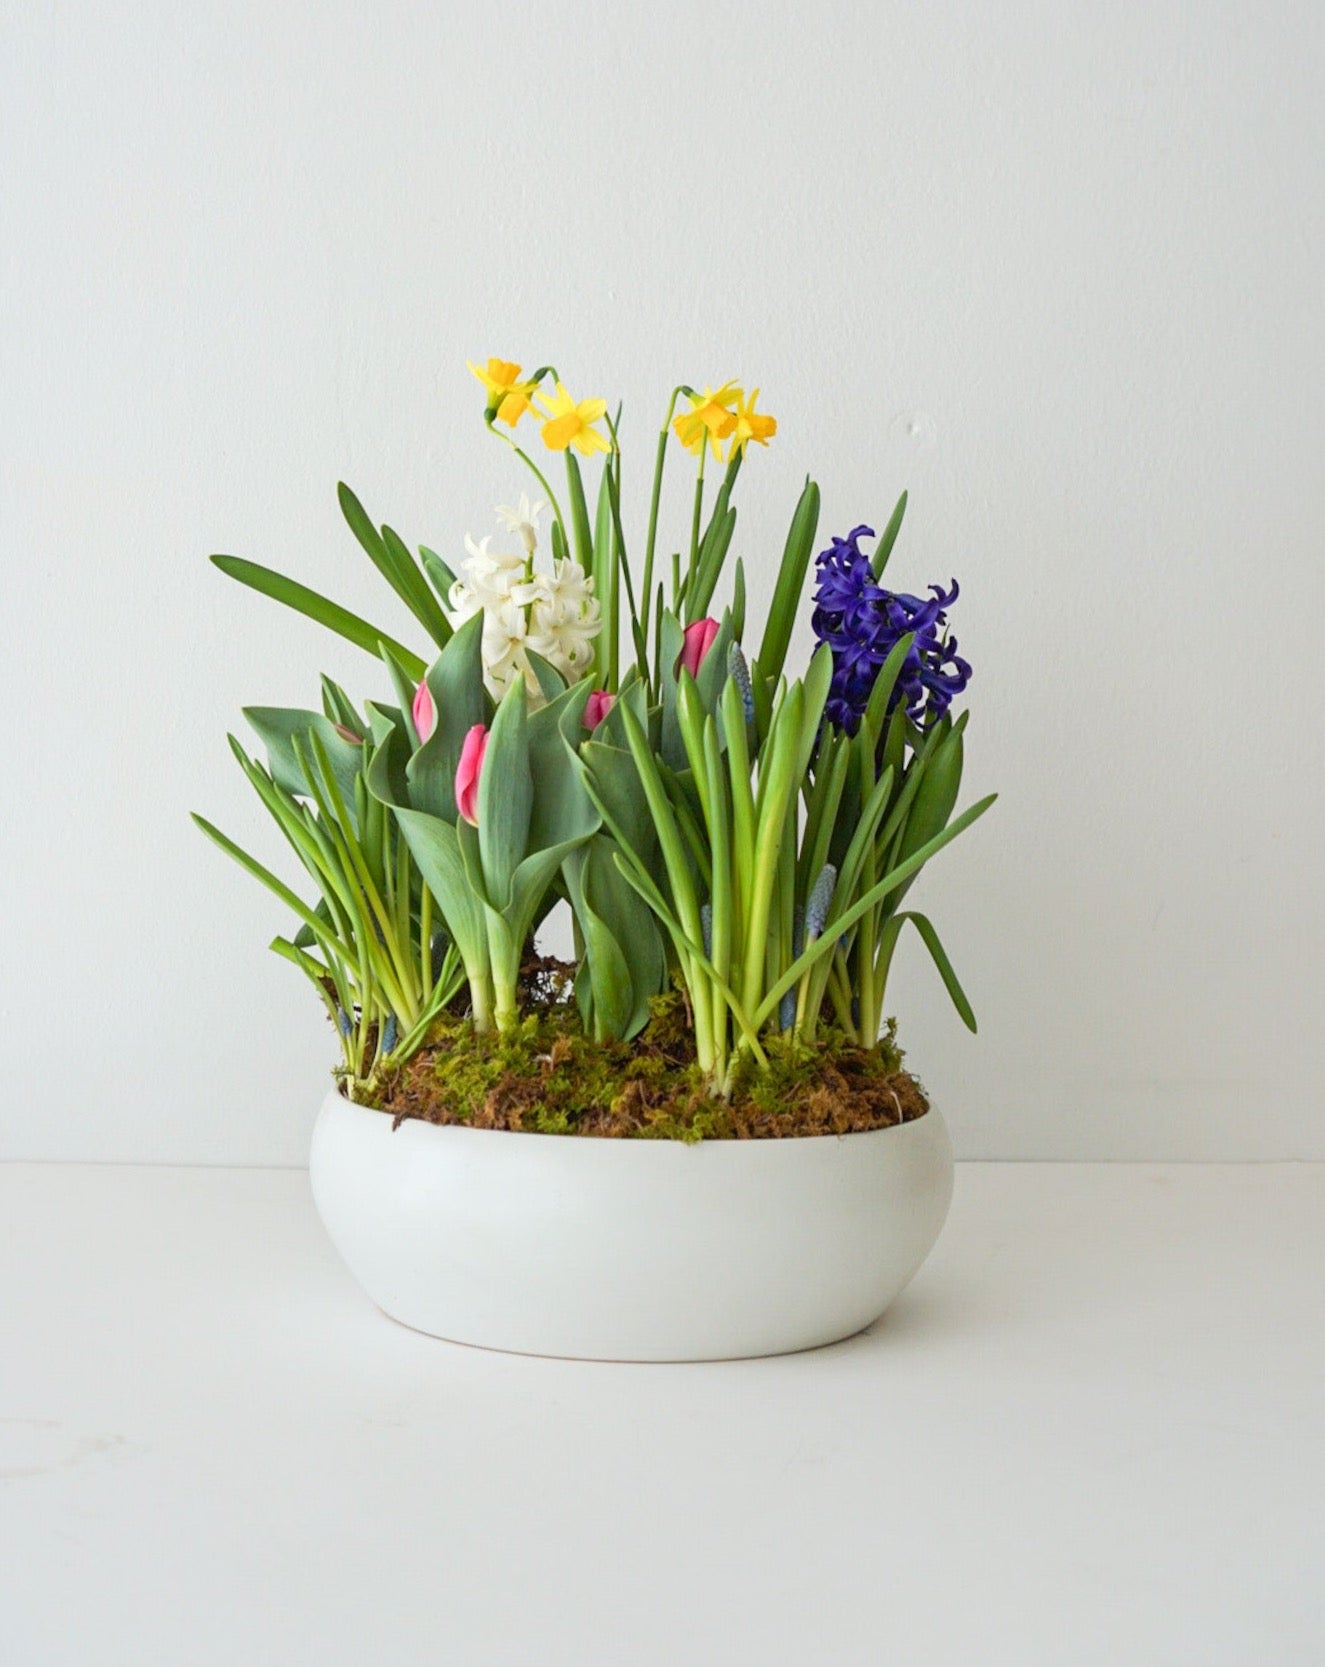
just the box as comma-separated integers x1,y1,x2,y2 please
447,510,601,701
493,493,544,558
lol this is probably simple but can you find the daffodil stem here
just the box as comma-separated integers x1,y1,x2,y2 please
602,424,647,691
486,419,568,551
687,446,707,606
640,387,683,649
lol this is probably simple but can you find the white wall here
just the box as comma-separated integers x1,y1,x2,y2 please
3,0,1323,1163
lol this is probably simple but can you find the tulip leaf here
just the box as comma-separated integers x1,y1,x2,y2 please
243,707,364,817
405,613,489,821
478,680,533,910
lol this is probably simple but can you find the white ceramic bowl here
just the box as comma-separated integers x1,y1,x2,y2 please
310,1090,954,1361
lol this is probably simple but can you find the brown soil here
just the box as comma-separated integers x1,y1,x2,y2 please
365,959,930,1141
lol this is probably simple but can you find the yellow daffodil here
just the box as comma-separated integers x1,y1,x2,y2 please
727,386,777,458
536,381,611,456
468,358,539,426
672,382,741,461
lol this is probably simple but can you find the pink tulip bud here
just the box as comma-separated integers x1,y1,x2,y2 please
412,680,437,744
680,617,721,679
455,724,488,825
583,690,616,730
332,723,362,745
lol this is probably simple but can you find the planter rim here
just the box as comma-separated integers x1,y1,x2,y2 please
323,1084,934,1147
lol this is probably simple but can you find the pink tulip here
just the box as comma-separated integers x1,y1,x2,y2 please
455,724,488,825
412,679,437,744
583,690,616,730
680,617,721,678
332,723,362,745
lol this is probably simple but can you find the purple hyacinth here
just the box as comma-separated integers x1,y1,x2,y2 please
810,525,971,735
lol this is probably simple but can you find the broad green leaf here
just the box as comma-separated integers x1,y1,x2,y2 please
592,463,618,685
898,714,967,864
380,523,453,649
478,679,533,910
756,478,820,688
527,678,597,850
419,545,457,604
685,491,736,624
526,650,567,705
859,632,915,750
319,676,364,737
564,452,594,572
870,490,908,578
338,482,451,650
209,554,425,679
405,613,489,820
243,707,364,816
565,844,640,1040
578,737,657,860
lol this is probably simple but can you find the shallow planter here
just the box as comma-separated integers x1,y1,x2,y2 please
309,1089,954,1361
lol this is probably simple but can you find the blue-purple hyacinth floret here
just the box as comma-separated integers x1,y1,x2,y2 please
811,524,971,734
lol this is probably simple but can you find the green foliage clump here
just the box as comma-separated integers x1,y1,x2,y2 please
367,994,925,1142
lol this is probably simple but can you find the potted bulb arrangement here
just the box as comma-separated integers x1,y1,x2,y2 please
196,360,995,1360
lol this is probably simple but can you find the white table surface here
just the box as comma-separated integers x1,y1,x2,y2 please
3,1160,1322,1667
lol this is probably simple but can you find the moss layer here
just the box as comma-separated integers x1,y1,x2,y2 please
364,985,929,1141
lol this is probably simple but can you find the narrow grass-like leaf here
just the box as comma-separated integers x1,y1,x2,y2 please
753,793,997,1029
896,911,977,1031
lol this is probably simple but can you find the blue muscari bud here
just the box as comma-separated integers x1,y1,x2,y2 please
700,902,713,958
806,863,838,941
336,1005,352,1038
779,988,797,1032
727,642,755,725
381,1013,398,1055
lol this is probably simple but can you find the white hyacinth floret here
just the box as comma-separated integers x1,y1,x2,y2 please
447,499,601,700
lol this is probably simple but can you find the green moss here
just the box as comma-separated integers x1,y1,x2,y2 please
366,992,927,1142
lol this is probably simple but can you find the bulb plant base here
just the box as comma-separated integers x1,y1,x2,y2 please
310,1090,954,1361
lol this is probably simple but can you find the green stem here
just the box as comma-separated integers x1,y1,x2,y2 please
641,387,684,647
687,445,707,602
485,416,568,549
419,883,433,1000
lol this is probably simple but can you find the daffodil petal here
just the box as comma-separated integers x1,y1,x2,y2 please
542,412,580,450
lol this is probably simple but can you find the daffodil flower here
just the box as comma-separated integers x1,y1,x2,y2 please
728,386,777,458
467,358,540,426
536,382,611,456
672,382,741,460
